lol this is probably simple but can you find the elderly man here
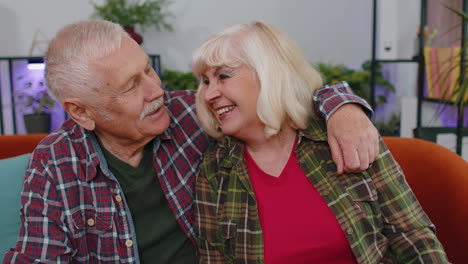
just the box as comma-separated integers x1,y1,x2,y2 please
3,20,378,263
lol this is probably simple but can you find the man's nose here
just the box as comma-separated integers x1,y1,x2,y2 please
143,75,164,99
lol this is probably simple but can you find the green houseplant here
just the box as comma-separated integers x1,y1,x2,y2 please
161,69,198,91
91,0,173,31
91,0,173,43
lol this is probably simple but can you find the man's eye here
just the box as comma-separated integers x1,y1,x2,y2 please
126,79,137,92
145,67,153,75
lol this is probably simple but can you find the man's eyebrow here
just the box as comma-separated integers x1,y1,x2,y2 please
123,57,151,84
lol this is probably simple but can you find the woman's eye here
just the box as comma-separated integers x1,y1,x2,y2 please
202,79,210,85
219,73,230,79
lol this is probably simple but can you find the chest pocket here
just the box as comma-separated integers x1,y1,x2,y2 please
218,220,237,241
345,176,378,202
215,220,237,259
72,209,113,234
345,175,381,222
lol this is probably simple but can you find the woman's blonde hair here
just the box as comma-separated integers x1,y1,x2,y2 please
192,21,323,139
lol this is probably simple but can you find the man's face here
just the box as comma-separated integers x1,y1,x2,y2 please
88,35,170,144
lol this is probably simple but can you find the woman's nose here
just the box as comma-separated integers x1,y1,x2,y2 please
204,84,221,103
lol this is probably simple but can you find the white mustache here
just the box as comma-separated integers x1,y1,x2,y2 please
140,97,164,120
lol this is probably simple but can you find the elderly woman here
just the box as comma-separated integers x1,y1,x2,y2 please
192,21,448,263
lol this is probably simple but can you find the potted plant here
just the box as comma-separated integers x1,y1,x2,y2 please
91,0,173,44
15,82,56,134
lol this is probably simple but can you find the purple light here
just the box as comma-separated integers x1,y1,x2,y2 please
27,63,45,70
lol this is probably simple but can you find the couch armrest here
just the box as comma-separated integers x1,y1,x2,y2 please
0,134,48,159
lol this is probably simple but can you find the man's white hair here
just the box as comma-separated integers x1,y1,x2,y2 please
45,20,127,103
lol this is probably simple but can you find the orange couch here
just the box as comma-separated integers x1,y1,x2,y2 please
383,136,468,263
0,134,48,159
0,134,466,262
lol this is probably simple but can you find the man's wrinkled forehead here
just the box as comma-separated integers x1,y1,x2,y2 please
91,36,149,87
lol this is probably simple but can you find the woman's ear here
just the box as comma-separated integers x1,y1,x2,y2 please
62,98,96,131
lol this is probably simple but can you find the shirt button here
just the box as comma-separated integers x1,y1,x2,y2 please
125,240,134,248
87,218,95,227
346,227,353,235
115,195,123,202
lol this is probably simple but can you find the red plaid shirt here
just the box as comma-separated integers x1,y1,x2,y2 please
3,82,371,263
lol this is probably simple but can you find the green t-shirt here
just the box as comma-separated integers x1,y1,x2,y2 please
102,143,198,263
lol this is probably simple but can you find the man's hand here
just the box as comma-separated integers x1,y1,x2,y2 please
327,103,380,174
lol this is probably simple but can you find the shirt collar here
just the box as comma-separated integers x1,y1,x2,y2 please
298,114,329,142
57,123,100,183
159,122,174,141
84,128,171,182
84,131,105,182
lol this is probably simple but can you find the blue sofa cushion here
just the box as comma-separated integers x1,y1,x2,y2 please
0,153,30,255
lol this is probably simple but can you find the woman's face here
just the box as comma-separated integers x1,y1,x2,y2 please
201,64,264,140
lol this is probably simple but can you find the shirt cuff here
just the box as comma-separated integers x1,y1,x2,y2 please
313,81,374,122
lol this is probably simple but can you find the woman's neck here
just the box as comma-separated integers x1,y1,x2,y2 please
244,125,297,177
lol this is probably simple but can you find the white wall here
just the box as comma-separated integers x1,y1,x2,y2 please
143,0,374,71
0,0,374,71
0,0,94,57
3,0,465,157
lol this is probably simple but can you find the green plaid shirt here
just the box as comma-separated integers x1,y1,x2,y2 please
194,114,448,264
